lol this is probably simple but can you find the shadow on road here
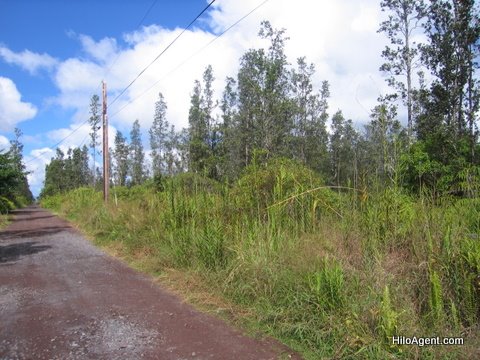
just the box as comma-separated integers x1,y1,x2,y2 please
0,226,71,240
13,214,57,221
9,208,42,216
0,241,52,263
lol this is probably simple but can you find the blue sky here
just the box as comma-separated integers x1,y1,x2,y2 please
0,0,213,138
0,0,393,196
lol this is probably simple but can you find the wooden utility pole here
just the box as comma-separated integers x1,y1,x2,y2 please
102,81,109,202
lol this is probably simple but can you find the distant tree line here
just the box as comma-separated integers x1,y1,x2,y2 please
41,0,480,197
0,128,34,212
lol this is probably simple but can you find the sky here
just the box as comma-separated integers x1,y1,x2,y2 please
0,0,396,196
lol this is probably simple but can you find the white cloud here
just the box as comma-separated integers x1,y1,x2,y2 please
0,77,37,131
352,6,380,32
0,45,58,75
12,0,399,194
0,135,10,149
47,0,391,140
79,34,118,63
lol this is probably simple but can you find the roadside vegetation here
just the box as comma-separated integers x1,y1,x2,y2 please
40,1,479,358
42,159,479,359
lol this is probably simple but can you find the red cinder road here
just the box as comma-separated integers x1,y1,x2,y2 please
0,206,299,360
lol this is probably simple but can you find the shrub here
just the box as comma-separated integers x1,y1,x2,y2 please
0,196,15,214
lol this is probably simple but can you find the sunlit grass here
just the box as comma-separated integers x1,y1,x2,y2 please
41,159,480,359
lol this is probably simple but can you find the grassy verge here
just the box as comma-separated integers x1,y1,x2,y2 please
41,159,480,359
0,214,10,229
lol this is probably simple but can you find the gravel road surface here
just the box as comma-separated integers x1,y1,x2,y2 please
0,206,299,360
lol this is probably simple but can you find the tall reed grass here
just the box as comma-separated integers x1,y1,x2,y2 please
42,159,479,359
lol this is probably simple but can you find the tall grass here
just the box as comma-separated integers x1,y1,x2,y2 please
41,158,480,359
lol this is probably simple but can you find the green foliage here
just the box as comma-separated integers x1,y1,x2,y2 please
0,130,34,207
428,270,445,327
41,163,480,359
0,196,15,214
378,285,399,341
0,151,21,197
35,12,480,359
169,172,221,195
361,187,415,255
39,194,63,212
40,146,91,198
130,119,146,185
89,94,101,186
150,92,169,177
113,130,130,186
307,258,345,312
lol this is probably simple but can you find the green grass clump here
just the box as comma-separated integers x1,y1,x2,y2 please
0,196,16,214
41,159,480,359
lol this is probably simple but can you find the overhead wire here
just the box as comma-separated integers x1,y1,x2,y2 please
109,0,271,119
108,0,217,108
101,0,159,85
23,90,102,165
23,0,162,165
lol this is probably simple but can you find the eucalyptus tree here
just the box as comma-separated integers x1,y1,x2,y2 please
113,131,129,186
187,65,218,176
217,76,239,179
291,57,329,174
378,0,426,138
129,120,146,185
330,111,360,187
419,0,480,163
235,21,292,167
88,94,101,185
188,79,207,173
149,92,169,177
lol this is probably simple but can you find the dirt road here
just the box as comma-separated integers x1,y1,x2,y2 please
0,206,299,360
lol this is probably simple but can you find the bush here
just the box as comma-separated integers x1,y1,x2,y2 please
232,158,341,228
0,196,15,214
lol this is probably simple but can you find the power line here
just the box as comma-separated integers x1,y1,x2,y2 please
136,0,159,29
101,0,159,85
109,0,270,119
23,0,161,166
23,78,105,166
108,0,217,108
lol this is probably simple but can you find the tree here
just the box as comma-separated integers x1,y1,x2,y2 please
70,146,90,188
89,94,102,186
379,0,426,138
41,149,66,197
236,48,265,168
364,100,406,185
9,128,24,171
291,57,329,173
235,21,292,168
330,111,360,187
419,0,480,162
188,79,206,173
217,76,239,180
129,119,145,185
176,128,189,173
0,151,22,202
9,128,34,202
113,131,129,186
164,124,178,176
202,65,216,152
149,92,169,177
257,21,292,157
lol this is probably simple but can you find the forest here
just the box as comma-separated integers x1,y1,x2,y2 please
35,0,480,358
